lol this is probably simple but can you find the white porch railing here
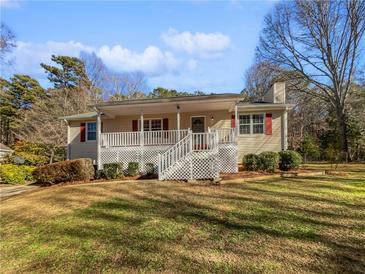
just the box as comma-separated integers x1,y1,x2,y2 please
143,130,189,146
210,128,236,144
101,129,189,147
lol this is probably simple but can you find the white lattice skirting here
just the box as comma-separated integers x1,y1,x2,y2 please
218,144,238,173
100,144,238,178
160,151,220,180
100,145,170,174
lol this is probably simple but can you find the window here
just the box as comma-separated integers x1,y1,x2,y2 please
140,119,162,131
252,114,264,134
238,114,265,135
151,119,162,131
87,122,96,141
239,115,251,134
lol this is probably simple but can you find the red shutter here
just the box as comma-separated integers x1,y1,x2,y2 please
132,120,138,131
231,115,236,128
163,118,168,130
80,123,86,142
265,113,272,135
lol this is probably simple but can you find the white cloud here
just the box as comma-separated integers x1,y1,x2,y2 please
161,28,231,58
0,0,20,8
97,45,179,76
11,40,184,77
13,41,93,77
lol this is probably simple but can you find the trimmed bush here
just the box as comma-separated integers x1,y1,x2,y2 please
279,150,302,171
32,158,94,185
258,151,279,172
0,164,35,184
243,154,260,171
103,163,123,179
145,163,155,175
128,162,139,176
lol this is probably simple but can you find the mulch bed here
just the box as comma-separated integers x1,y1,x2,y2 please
220,165,324,180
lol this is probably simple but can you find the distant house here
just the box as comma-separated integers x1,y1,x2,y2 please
61,82,293,181
0,143,13,162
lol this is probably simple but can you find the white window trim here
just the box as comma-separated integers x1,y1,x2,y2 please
138,118,163,131
238,113,266,136
86,121,97,142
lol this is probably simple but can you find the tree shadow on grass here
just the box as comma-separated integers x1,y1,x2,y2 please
2,180,365,273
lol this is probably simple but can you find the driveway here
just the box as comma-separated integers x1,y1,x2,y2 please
0,185,39,199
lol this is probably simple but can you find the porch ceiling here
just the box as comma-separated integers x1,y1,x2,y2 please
97,98,238,117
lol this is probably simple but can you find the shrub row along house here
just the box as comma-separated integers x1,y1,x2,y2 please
61,82,293,180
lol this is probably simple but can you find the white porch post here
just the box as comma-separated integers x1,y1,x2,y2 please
177,105,180,140
234,104,238,136
282,109,288,150
96,112,102,170
140,110,144,146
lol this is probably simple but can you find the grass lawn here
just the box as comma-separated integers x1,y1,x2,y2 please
1,164,364,273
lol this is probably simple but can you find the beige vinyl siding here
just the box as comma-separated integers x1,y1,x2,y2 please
68,109,285,163
68,120,97,161
236,110,283,161
67,110,232,160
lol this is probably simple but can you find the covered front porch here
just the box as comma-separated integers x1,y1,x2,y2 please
95,95,239,150
92,95,240,179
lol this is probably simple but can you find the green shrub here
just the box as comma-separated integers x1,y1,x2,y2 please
258,151,279,172
32,158,94,185
103,163,123,179
0,164,35,184
243,154,260,171
128,162,139,176
279,150,302,171
145,163,155,175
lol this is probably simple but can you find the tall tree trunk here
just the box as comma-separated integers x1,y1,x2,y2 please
49,149,55,164
336,107,349,161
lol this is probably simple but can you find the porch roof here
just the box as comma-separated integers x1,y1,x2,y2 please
60,111,98,121
237,102,295,111
94,93,243,117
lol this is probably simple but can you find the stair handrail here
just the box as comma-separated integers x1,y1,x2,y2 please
158,130,219,180
158,130,193,179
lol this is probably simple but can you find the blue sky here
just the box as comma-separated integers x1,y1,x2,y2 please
1,0,276,93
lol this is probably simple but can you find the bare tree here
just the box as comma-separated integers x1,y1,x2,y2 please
18,88,94,163
80,52,148,100
256,0,365,158
0,22,16,68
244,62,281,101
104,71,147,100
80,51,107,100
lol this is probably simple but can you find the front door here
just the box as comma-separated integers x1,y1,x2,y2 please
191,116,205,133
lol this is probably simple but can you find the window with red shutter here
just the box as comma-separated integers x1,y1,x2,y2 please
132,120,138,131
231,114,235,128
80,123,86,142
265,113,272,135
163,118,168,130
